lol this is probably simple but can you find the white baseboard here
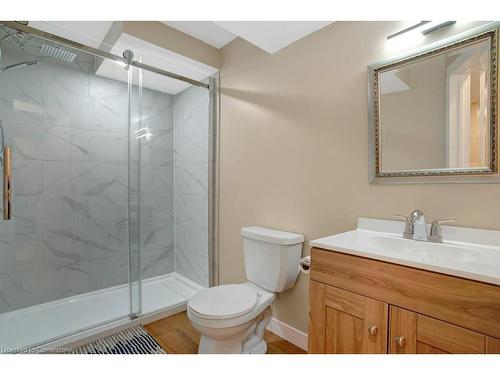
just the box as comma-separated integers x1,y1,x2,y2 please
266,317,308,351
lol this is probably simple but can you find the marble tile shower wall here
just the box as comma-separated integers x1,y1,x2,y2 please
138,90,175,282
0,50,175,314
174,86,209,287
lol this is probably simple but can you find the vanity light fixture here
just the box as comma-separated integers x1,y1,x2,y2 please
421,21,456,35
386,21,456,40
386,21,430,40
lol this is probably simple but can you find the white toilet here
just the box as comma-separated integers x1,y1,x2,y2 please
187,226,304,354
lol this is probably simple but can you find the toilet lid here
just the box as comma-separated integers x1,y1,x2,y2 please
188,284,258,319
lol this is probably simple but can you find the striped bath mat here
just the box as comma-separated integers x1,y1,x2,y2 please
70,326,166,354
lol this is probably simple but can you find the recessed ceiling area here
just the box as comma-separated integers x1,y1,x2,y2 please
162,21,334,53
213,21,333,53
29,21,114,49
161,21,237,49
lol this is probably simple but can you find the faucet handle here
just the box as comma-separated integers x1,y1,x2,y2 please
393,214,409,222
433,219,456,225
393,214,413,238
430,219,456,242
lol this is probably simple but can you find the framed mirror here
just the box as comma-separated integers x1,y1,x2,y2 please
368,27,498,183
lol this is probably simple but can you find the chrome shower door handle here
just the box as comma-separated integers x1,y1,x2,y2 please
3,146,11,220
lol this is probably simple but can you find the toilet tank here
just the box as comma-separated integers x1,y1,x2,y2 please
241,227,304,292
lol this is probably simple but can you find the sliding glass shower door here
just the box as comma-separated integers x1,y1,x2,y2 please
133,66,211,316
128,61,143,318
0,27,139,351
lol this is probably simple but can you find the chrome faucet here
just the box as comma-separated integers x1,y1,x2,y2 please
393,209,428,241
410,209,428,241
394,210,456,242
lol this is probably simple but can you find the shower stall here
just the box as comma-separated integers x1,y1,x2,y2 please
0,22,217,352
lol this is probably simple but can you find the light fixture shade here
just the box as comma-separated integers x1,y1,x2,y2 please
386,21,431,40
386,21,457,40
421,21,457,35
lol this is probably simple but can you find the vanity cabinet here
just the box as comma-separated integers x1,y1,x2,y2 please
389,306,494,354
308,248,500,354
309,281,388,353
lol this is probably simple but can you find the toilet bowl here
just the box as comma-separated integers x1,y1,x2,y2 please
187,226,304,354
188,283,275,353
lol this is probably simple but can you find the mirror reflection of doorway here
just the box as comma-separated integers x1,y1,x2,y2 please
446,41,490,169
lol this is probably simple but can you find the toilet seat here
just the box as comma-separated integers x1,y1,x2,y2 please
188,284,258,319
187,283,275,329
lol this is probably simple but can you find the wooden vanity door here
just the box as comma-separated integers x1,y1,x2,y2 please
389,306,492,354
308,281,388,353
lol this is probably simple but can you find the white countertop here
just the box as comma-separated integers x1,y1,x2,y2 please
310,218,500,286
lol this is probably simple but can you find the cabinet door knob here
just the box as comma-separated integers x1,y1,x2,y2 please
394,336,406,348
367,325,378,336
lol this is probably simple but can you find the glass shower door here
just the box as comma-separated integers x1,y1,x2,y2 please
0,27,137,351
133,64,178,315
128,61,143,318
133,64,211,316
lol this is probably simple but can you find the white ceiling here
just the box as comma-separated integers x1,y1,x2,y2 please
213,21,333,53
161,21,236,49
29,21,113,49
163,21,333,53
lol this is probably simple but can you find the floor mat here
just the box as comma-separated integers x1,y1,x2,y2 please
69,325,166,354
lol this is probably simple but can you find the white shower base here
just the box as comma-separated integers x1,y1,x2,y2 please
0,272,203,352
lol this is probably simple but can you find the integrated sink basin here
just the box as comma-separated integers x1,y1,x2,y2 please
310,218,500,286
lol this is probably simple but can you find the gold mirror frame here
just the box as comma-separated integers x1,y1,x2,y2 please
368,27,498,183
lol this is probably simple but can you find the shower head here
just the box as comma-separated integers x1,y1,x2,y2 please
0,60,39,73
40,44,77,63
0,26,78,67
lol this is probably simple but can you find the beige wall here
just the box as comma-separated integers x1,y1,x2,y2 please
381,57,446,171
218,21,500,334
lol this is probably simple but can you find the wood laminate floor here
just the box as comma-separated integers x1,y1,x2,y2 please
144,311,306,354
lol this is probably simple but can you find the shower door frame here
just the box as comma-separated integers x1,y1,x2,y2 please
0,20,219,348
208,74,220,287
